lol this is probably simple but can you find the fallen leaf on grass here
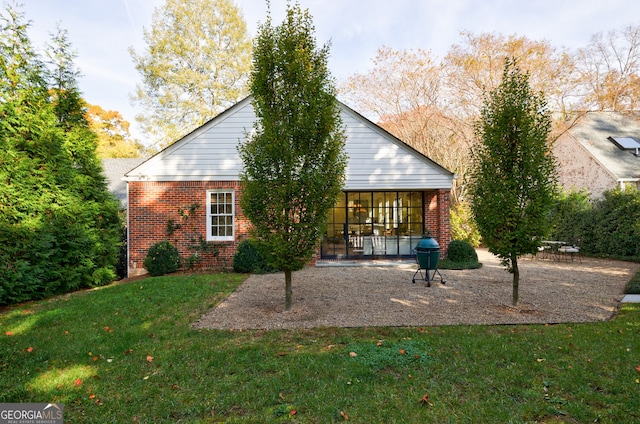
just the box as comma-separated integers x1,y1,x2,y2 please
289,410,297,416
146,355,154,363
89,394,95,399
26,347,34,353
75,379,82,386
340,410,349,420
5,331,13,336
420,393,433,406
349,351,357,357
635,365,640,373
399,349,406,355
123,349,133,355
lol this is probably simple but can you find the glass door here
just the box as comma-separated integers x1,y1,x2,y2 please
321,191,425,259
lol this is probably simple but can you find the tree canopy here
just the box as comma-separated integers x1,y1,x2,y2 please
130,0,252,148
0,4,121,305
86,103,145,158
468,59,558,306
239,3,347,311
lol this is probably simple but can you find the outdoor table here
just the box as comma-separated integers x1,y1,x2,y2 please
541,240,567,261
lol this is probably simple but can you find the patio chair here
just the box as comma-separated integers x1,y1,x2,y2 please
371,235,387,256
350,235,365,254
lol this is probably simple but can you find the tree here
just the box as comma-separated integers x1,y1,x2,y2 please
130,0,252,148
0,4,121,304
339,47,472,204
444,31,580,118
468,59,558,306
86,103,145,158
575,25,640,111
239,3,347,311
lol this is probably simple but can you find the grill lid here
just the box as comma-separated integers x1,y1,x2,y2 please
415,236,439,251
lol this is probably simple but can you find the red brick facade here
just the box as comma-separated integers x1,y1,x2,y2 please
424,189,452,256
128,182,451,276
127,181,249,276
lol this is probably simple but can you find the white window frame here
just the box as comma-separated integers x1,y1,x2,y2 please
206,190,235,241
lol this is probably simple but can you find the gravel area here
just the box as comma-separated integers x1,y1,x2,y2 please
193,249,640,330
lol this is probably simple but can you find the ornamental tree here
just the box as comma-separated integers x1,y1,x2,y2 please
468,58,558,306
239,3,347,311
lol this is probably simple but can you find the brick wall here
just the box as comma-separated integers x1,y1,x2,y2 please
423,189,451,257
127,181,250,276
128,182,452,276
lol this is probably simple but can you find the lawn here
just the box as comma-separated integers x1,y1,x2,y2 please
1,272,639,423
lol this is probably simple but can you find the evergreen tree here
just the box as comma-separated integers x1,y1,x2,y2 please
239,3,347,310
468,59,558,306
0,4,121,304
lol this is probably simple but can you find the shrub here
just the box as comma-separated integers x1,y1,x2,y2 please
447,240,478,263
233,239,277,274
450,201,481,247
439,240,482,270
144,240,182,276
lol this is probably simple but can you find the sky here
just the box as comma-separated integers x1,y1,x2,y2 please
16,0,640,141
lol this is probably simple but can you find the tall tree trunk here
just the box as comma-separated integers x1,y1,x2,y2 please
511,254,519,306
285,269,293,311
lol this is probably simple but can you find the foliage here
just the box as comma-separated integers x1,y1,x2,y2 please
165,203,220,271
549,187,640,260
586,187,640,258
450,200,481,247
447,240,479,262
625,270,640,294
548,188,592,246
232,239,278,274
86,103,145,158
576,25,640,111
0,4,121,305
130,0,252,148
438,239,482,270
143,240,181,276
1,273,640,422
469,58,558,305
346,339,430,371
239,3,347,310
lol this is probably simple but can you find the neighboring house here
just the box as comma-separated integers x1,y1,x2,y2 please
101,158,147,208
124,97,455,277
553,111,640,198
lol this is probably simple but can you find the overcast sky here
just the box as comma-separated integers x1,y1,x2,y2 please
17,0,640,141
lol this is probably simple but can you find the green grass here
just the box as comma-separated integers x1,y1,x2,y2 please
1,272,640,423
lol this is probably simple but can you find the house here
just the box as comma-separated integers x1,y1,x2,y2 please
101,158,147,208
124,97,455,277
553,111,640,198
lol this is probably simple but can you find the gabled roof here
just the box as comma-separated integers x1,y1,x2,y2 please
102,158,146,207
566,111,640,180
125,96,454,190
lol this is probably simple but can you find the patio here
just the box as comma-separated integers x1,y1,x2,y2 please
194,249,640,330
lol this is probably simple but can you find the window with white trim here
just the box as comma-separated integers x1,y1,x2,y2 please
207,190,234,241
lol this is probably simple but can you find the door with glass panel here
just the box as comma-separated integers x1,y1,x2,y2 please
321,191,425,259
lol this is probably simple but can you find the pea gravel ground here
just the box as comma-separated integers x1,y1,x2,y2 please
193,249,640,330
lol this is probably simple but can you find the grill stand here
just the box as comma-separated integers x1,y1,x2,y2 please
412,257,446,287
